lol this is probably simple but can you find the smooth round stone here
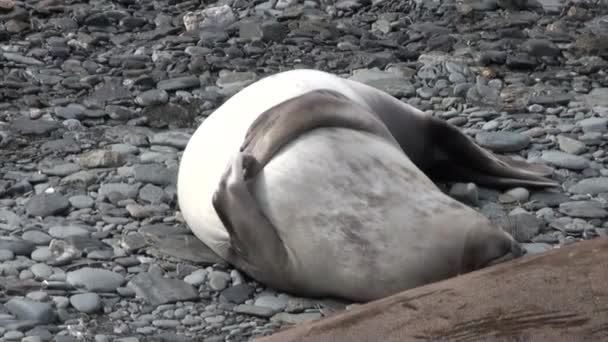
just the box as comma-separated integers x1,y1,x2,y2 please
31,247,52,262
254,295,288,311
52,296,70,309
502,187,530,203
68,195,94,209
48,225,91,238
184,269,208,286
152,319,180,328
449,183,479,206
20,270,35,280
66,267,125,292
541,151,590,170
475,131,530,152
26,291,49,302
22,336,44,342
31,263,53,279
22,230,53,245
3,330,24,340
208,271,231,291
70,293,102,314
0,249,15,261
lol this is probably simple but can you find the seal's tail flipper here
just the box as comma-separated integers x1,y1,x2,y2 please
427,117,559,189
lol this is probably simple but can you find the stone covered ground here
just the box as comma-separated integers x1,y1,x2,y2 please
1,0,608,341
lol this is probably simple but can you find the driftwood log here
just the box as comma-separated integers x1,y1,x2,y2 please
256,237,608,342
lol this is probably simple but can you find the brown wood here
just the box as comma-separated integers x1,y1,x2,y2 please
256,237,608,342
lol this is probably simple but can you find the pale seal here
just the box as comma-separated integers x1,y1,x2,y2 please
177,69,556,301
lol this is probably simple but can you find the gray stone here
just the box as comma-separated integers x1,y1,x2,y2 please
98,183,140,200
5,298,56,324
48,224,91,238
569,178,608,195
475,132,530,152
133,164,177,186
541,151,590,170
233,304,277,318
40,163,80,177
25,193,70,217
0,210,22,231
559,201,608,218
579,117,608,133
220,284,255,304
254,294,289,312
522,243,552,255
584,88,608,108
80,150,125,168
22,230,52,245
271,312,322,325
70,293,102,313
66,267,125,292
209,271,231,291
0,238,35,256
68,195,94,209
10,118,60,136
135,89,169,106
150,131,191,149
3,52,43,65
449,183,479,206
157,76,200,91
127,272,199,306
557,135,586,155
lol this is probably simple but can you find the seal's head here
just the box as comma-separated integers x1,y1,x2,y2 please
462,223,525,272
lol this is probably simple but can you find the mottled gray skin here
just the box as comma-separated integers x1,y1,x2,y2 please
212,89,530,302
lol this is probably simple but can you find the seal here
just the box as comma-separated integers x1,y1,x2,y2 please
211,88,526,301
177,69,556,300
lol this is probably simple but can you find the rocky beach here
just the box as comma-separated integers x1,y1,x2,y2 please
1,0,608,341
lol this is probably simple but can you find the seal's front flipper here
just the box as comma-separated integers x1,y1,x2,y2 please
211,151,289,285
427,117,559,189
239,89,399,178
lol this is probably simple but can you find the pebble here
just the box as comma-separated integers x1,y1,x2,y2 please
475,132,531,152
70,293,102,314
66,268,125,292
568,178,608,195
5,298,57,324
541,151,590,170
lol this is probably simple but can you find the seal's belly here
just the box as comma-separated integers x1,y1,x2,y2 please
251,127,472,300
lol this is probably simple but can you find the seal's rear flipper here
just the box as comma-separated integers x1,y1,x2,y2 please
427,117,559,189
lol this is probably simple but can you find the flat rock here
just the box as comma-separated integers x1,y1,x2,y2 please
127,272,199,306
5,298,57,324
475,132,530,152
10,118,60,136
25,193,70,217
559,201,608,218
568,178,608,195
541,151,589,170
66,267,125,292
